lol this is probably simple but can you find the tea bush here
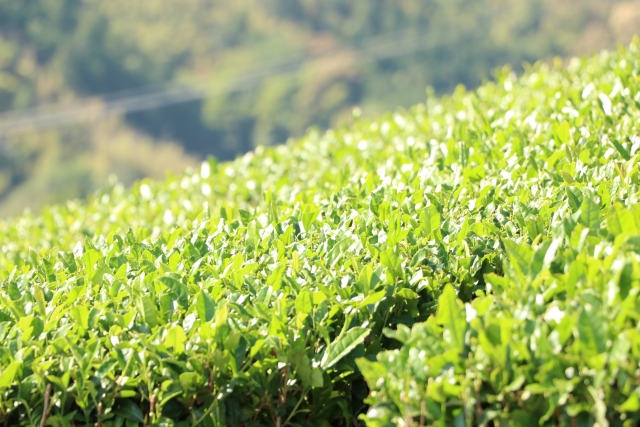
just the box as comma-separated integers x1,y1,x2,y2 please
0,42,639,426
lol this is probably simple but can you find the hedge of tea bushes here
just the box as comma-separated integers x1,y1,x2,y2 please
0,42,638,426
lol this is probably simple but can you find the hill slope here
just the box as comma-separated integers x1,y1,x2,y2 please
0,43,639,426
0,0,633,216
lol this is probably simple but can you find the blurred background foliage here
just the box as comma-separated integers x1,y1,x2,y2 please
0,0,637,216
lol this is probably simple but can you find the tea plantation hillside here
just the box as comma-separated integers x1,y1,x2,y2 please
1,43,640,426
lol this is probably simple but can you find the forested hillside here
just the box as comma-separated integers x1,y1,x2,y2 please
0,0,637,216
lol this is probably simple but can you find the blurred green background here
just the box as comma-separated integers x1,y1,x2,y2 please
0,0,637,217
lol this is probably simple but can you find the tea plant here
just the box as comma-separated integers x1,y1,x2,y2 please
0,41,639,426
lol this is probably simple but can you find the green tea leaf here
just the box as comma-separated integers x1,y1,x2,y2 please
355,358,387,390
611,138,631,160
579,195,601,231
380,248,402,279
295,290,314,315
435,285,466,351
566,187,583,212
503,240,532,278
618,391,640,412
139,295,159,329
70,306,89,331
555,120,571,144
196,290,215,322
0,362,20,388
113,400,144,422
606,204,638,236
395,288,419,300
164,325,187,354
577,309,606,356
321,327,370,370
358,289,386,308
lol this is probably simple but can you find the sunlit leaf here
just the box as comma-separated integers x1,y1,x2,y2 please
321,327,370,370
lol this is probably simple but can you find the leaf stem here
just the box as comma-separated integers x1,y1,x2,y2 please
39,384,51,427
282,390,307,427
191,399,218,427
